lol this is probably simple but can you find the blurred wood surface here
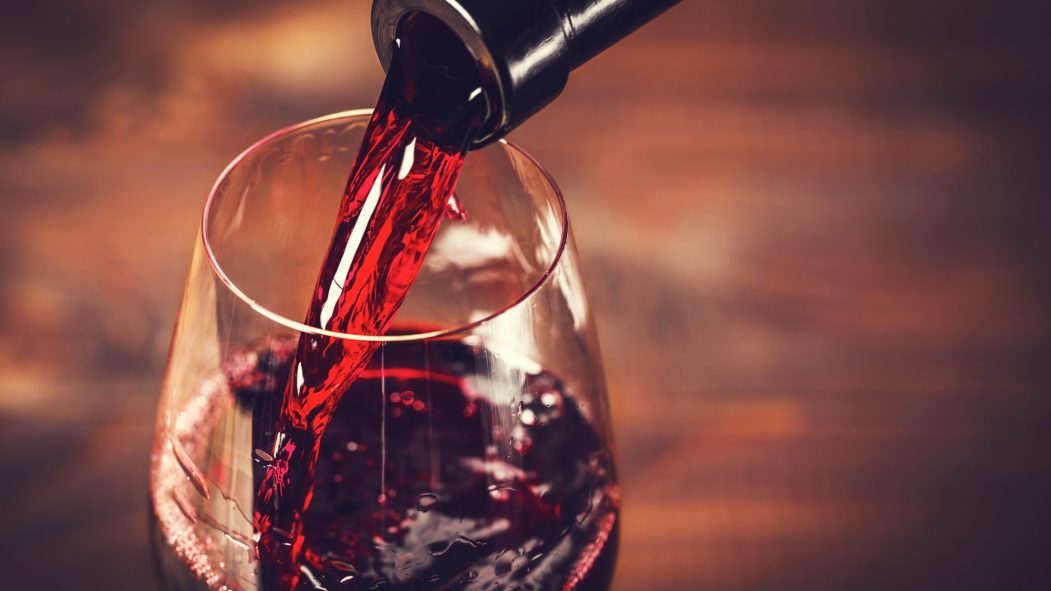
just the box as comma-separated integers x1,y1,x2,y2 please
2,1,1050,589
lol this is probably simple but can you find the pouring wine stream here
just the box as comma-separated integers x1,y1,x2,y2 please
252,13,489,589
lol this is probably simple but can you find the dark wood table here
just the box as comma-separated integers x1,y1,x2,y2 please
1,1,1049,589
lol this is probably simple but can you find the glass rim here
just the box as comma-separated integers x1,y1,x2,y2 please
201,109,569,343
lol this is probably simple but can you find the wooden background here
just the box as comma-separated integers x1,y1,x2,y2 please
2,1,1050,589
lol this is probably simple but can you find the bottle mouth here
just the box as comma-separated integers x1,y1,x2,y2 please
381,10,496,149
201,109,569,343
373,3,507,146
372,1,571,149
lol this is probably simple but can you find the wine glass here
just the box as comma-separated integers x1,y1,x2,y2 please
149,110,619,591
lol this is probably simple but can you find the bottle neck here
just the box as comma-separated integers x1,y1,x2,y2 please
372,0,681,148
563,0,683,69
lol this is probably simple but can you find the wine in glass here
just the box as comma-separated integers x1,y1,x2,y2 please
149,110,620,591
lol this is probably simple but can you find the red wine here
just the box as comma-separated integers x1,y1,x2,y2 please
151,336,620,590
253,13,492,589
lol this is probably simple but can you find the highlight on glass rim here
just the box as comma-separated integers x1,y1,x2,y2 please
3,1,1050,590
